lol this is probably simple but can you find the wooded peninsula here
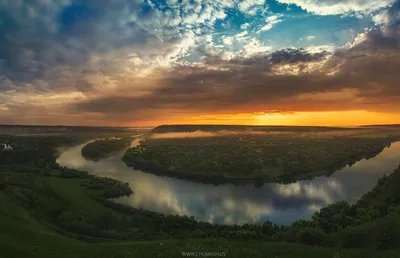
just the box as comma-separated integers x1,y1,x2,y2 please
82,138,133,161
122,125,400,184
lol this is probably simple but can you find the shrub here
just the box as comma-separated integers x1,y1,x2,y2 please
0,180,6,190
277,228,298,243
375,214,400,250
342,226,372,248
297,227,326,245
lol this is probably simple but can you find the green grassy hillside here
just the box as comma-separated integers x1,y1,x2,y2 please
2,190,400,258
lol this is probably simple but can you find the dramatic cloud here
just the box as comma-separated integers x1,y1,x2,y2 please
260,15,283,31
238,0,266,16
0,0,399,125
276,0,395,15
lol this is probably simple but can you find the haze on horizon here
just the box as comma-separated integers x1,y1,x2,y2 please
0,0,399,127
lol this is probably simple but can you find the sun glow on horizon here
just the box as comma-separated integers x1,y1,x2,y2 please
136,110,400,127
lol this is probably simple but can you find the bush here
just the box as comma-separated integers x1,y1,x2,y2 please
58,209,96,234
312,201,353,233
296,227,326,245
342,226,372,248
375,214,400,250
341,213,400,249
0,178,6,190
277,228,298,243
292,219,316,229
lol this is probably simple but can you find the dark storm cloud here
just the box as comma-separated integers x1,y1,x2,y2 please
269,48,329,64
73,48,337,115
200,47,329,69
0,0,157,88
74,1,400,118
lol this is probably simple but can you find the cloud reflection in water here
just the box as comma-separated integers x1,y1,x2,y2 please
57,141,400,225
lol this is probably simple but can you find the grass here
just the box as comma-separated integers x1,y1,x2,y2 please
42,177,123,217
1,189,399,258
1,177,400,258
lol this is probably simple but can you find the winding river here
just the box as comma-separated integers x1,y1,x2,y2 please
56,139,400,225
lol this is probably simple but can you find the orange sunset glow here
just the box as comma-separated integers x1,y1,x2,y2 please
123,111,400,128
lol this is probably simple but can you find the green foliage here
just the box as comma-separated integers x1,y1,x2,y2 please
312,201,353,233
81,138,132,161
297,228,326,246
342,226,373,248
0,179,5,190
59,168,89,178
292,220,317,229
58,209,96,234
80,176,133,198
2,194,399,258
375,214,400,250
122,130,394,184
352,207,380,225
339,213,400,249
357,167,400,215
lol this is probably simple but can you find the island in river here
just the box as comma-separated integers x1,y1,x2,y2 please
122,125,400,184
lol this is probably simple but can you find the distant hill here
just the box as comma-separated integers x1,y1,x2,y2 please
0,125,149,134
361,124,400,128
151,124,356,134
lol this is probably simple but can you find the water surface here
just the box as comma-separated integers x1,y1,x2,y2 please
56,139,400,225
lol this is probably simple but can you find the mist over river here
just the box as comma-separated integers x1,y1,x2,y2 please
56,139,400,225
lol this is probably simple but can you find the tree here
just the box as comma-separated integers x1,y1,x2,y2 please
312,201,353,233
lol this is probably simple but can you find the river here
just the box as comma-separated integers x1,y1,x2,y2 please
56,139,400,225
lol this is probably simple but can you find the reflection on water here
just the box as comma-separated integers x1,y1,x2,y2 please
56,140,400,225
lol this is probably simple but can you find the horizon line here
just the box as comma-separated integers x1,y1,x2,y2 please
1,123,400,128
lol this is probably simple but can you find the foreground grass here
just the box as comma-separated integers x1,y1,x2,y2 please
43,177,123,217
2,177,400,258
1,192,399,258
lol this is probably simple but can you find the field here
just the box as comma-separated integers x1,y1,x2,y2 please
1,127,400,257
122,125,400,184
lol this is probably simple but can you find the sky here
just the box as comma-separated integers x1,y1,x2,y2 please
0,0,399,127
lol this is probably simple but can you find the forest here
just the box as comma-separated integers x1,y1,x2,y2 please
1,131,400,257
81,137,133,161
122,127,399,184
151,125,352,133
